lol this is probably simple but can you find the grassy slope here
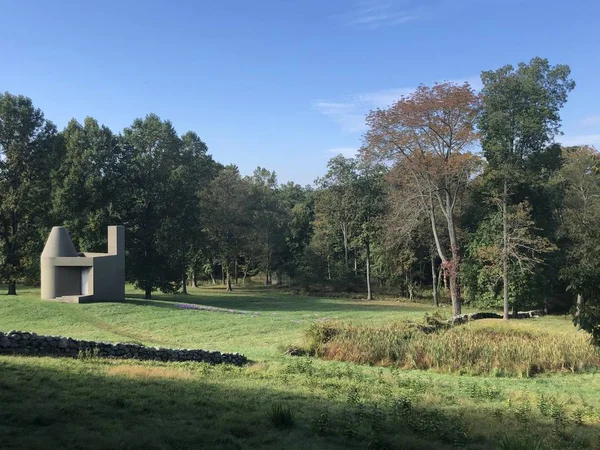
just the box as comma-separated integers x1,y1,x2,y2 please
1,286,600,449
0,285,436,360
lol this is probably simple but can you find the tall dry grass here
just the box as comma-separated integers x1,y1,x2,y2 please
306,320,600,376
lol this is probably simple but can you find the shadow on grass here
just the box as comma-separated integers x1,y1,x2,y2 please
124,289,432,315
1,356,594,450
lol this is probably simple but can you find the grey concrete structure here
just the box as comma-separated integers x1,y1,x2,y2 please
41,226,125,303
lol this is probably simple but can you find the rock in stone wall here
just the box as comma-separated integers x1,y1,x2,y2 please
0,330,247,366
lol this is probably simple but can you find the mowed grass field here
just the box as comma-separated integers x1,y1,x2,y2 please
1,285,600,449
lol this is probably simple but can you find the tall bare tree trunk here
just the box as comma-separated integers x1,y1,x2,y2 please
341,222,349,268
265,252,271,286
444,192,462,316
503,177,510,320
226,266,232,292
354,253,358,276
181,270,188,294
366,241,372,300
7,280,17,296
431,191,461,316
431,256,438,307
576,293,583,328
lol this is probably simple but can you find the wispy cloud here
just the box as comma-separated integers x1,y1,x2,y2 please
313,87,413,133
337,0,419,29
559,134,600,148
326,147,359,158
314,76,479,133
582,116,600,127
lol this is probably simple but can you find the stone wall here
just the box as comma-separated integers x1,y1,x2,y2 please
0,330,247,366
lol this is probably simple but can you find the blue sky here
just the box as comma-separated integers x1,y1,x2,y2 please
1,0,599,185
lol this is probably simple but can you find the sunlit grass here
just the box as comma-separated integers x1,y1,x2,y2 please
1,285,600,448
0,285,439,360
306,319,600,376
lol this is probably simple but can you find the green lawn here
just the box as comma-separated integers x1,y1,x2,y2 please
1,286,600,449
0,285,438,360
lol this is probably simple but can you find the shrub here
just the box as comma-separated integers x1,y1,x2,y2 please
266,403,295,429
305,319,600,376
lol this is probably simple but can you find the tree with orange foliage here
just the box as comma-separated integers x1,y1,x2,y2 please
362,82,480,316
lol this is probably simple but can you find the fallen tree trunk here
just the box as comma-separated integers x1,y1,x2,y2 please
449,310,544,325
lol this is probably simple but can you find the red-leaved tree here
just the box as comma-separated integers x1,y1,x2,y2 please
363,82,480,315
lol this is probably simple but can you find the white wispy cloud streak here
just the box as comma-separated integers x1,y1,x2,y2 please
337,0,419,29
313,76,480,133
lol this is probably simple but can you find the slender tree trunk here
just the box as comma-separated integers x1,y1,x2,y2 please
221,263,225,285
354,254,358,276
445,192,462,316
181,270,188,294
226,267,232,292
576,293,583,328
448,274,459,314
327,255,331,281
365,241,372,300
242,257,250,284
265,251,271,286
7,280,17,296
428,195,449,304
144,284,152,300
431,256,438,307
193,266,198,288
234,259,238,285
341,222,349,268
503,178,509,320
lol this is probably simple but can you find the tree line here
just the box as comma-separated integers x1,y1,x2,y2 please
1,57,599,333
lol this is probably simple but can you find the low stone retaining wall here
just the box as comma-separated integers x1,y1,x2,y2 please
0,330,247,366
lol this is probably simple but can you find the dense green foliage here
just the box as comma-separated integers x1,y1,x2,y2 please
1,56,600,337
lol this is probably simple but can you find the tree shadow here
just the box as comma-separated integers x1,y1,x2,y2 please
123,289,433,315
1,356,594,450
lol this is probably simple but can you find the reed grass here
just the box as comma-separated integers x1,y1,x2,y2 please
306,319,600,376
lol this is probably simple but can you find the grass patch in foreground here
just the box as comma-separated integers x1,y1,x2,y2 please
305,317,600,376
1,286,600,448
2,355,600,449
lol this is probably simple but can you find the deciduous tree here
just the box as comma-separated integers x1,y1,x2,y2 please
478,57,575,319
364,82,480,315
0,93,60,294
